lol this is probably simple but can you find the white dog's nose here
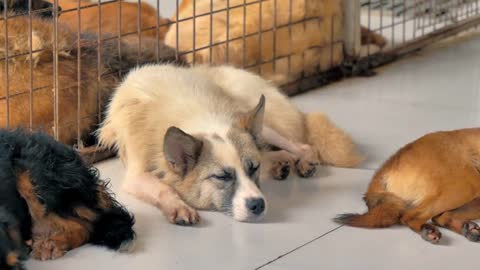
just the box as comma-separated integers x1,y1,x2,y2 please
246,198,265,215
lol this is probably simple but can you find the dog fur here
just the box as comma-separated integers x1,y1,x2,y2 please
52,0,171,41
0,129,135,269
0,0,180,145
165,0,387,85
98,64,362,224
335,128,480,244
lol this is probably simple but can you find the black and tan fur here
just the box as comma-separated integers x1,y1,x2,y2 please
0,129,135,269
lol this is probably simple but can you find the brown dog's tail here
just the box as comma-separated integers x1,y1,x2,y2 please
334,193,405,228
304,112,363,168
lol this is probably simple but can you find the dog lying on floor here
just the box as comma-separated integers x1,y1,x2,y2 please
51,0,171,41
0,129,135,270
98,64,362,224
335,128,480,244
0,0,180,145
166,0,387,85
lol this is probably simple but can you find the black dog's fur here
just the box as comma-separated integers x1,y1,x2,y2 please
0,0,60,18
0,129,135,269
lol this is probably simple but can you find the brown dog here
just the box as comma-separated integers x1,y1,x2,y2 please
0,0,179,145
335,128,480,244
52,0,171,41
165,0,387,85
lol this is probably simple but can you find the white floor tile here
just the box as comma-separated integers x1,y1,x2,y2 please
262,223,479,270
26,160,374,270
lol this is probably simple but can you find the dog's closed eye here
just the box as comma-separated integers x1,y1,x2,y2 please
210,167,236,181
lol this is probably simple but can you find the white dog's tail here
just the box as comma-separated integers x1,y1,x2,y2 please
304,112,364,168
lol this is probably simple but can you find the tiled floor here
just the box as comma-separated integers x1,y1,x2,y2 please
27,34,480,269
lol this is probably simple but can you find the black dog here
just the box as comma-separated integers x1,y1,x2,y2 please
0,129,135,269
0,0,61,18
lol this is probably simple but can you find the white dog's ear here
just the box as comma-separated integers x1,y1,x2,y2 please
164,127,203,176
237,95,265,140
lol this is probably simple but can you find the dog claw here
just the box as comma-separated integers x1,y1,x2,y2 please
271,161,291,180
167,203,200,226
295,146,320,178
462,222,480,242
420,224,442,244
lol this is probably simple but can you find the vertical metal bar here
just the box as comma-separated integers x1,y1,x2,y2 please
392,0,395,47
242,0,246,68
412,1,417,40
3,0,9,128
137,0,142,65
403,0,406,43
97,0,102,125
209,0,213,64
258,0,263,74
343,0,361,57
192,0,196,65
367,1,372,57
379,0,384,52
175,0,179,61
287,0,292,76
53,0,59,140
117,0,122,76
272,0,277,72
28,0,33,129
155,0,160,62
330,16,334,69
225,0,230,64
77,0,82,144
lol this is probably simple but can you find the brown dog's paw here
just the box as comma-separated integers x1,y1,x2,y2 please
166,203,200,226
270,160,291,180
462,221,480,242
31,238,67,261
295,146,320,178
420,224,442,244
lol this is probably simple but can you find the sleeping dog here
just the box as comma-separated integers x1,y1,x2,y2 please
0,129,135,269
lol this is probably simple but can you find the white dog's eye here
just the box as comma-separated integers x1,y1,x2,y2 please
211,168,236,181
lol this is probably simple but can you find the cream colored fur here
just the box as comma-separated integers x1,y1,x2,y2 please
98,64,362,223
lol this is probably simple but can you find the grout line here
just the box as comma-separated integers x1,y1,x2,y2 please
255,225,344,269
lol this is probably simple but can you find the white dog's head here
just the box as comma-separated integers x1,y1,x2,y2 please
162,96,267,222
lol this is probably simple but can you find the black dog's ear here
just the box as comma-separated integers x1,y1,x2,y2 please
163,127,203,177
236,95,265,140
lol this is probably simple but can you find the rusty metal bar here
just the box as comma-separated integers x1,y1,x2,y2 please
77,0,82,144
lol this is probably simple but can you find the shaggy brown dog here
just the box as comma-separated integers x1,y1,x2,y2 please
0,0,179,145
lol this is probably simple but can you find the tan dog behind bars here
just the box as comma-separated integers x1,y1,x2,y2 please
0,0,179,145
335,128,480,244
98,64,362,225
52,0,171,41
166,0,387,85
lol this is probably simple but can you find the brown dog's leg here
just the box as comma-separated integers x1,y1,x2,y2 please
432,197,480,242
17,173,91,260
262,126,319,178
123,172,200,225
361,26,387,48
400,200,443,244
